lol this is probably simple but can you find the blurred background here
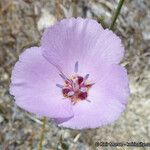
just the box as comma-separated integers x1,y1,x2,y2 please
0,0,150,149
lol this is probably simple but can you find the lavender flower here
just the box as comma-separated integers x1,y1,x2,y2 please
10,18,130,129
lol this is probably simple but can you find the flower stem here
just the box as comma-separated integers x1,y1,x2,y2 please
38,117,47,150
109,0,125,30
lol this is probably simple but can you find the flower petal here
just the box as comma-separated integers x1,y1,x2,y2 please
41,17,124,76
88,29,124,64
41,17,103,74
90,64,130,105
10,47,73,118
56,64,129,129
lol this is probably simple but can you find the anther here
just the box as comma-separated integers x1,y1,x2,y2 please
56,84,64,88
74,61,79,73
59,73,68,81
86,99,91,102
86,83,95,88
83,74,89,83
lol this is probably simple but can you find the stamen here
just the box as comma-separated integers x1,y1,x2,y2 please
83,74,89,83
56,84,64,88
57,66,93,103
86,83,95,88
74,61,79,73
59,73,68,81
90,83,95,86
86,99,91,102
72,101,77,105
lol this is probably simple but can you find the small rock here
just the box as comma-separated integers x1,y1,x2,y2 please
0,115,4,123
37,9,57,31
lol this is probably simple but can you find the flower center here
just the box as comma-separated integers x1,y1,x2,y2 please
56,62,94,104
